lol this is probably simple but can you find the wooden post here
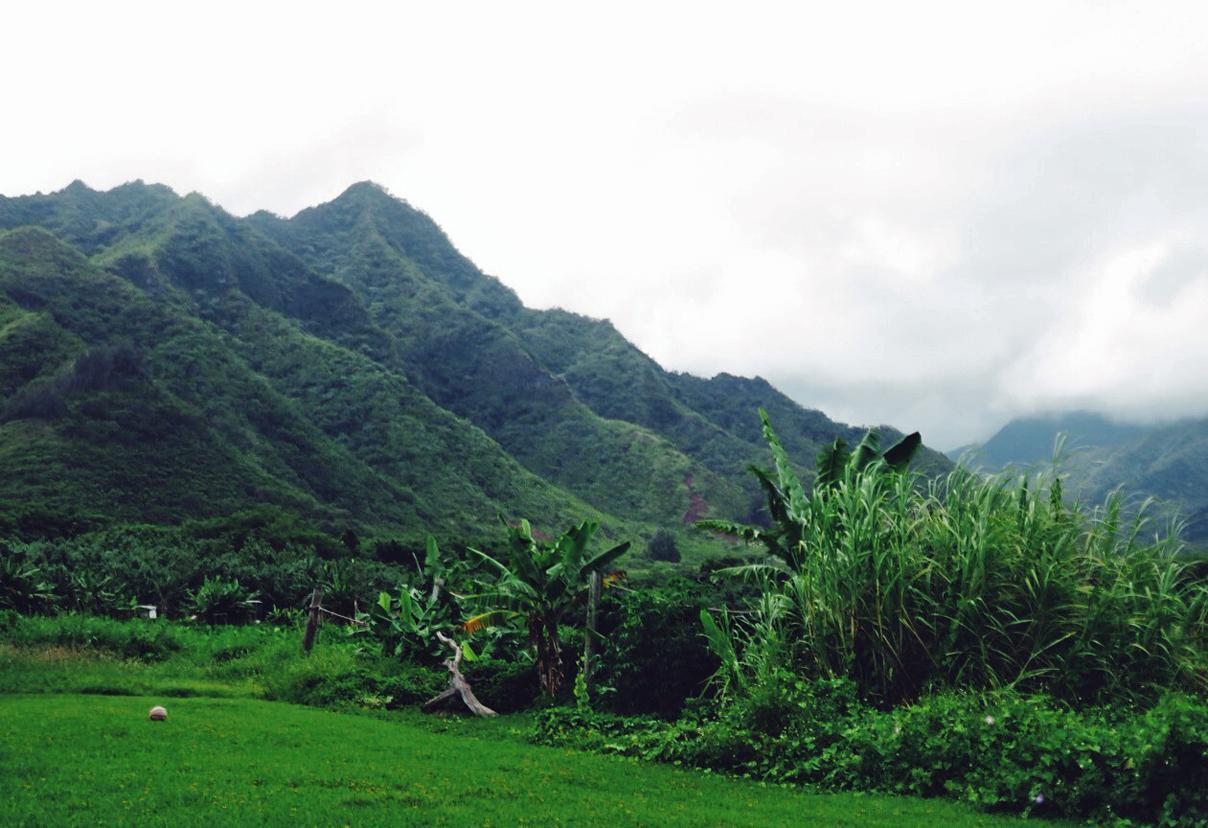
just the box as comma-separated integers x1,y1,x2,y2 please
302,587,323,653
583,570,602,690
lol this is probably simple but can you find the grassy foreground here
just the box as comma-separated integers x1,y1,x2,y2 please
0,694,1026,827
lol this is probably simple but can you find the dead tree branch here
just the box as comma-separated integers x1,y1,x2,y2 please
422,632,496,717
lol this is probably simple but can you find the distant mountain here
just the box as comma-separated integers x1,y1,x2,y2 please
953,411,1208,543
0,180,948,546
948,412,1148,468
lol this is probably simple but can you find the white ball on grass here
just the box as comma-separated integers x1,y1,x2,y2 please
148,705,167,721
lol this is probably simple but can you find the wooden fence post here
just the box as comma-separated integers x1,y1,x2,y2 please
302,587,323,653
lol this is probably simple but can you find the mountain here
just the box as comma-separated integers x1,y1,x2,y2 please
0,180,948,547
954,411,1208,543
948,412,1148,468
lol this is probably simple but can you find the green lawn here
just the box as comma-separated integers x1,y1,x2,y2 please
0,694,1028,827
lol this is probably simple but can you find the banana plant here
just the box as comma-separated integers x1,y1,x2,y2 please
365,583,452,662
65,570,123,616
465,519,630,696
186,576,257,624
0,554,56,614
814,428,921,491
360,536,462,663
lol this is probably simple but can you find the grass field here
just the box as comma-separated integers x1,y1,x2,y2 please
0,693,1035,827
0,620,1050,826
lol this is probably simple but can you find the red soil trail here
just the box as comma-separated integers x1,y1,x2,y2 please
681,473,710,524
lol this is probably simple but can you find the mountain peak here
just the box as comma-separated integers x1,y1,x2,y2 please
335,180,396,205
301,181,416,227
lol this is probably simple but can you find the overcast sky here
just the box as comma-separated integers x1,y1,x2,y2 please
4,1,1208,447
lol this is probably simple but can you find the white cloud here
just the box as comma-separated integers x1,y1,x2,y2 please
4,1,1208,447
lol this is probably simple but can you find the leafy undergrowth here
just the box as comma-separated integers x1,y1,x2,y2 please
0,694,1029,827
534,692,1208,826
0,613,549,715
0,614,307,699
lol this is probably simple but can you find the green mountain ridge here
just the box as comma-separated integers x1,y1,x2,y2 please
953,411,1208,543
0,179,948,548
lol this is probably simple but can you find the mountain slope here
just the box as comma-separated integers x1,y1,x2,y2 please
247,184,749,524
1074,418,1208,541
947,412,1147,469
0,226,600,542
250,182,948,518
954,411,1208,543
1,179,950,545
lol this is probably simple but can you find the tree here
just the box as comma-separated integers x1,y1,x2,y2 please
646,529,680,563
467,519,630,696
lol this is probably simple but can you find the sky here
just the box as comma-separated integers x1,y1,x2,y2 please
4,1,1208,448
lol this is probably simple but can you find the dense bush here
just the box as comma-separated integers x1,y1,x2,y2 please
700,412,1208,707
260,648,446,709
0,552,56,613
462,658,540,713
187,577,257,624
594,576,721,718
533,685,1208,825
644,529,680,563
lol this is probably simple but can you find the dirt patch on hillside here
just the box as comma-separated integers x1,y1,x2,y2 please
681,473,709,524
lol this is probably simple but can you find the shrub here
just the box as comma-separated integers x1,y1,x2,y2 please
594,578,717,718
533,685,1208,825
0,550,56,614
645,529,680,563
463,658,540,713
260,648,445,709
187,577,257,624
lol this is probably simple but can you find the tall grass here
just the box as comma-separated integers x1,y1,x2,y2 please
707,420,1208,707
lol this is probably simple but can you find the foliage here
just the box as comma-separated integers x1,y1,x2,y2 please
592,575,722,718
534,685,1208,825
0,549,56,613
699,409,921,568
60,569,125,615
1,180,951,552
0,525,410,621
700,412,1208,707
468,519,630,695
358,536,466,663
187,577,258,624
0,611,184,661
645,528,680,562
